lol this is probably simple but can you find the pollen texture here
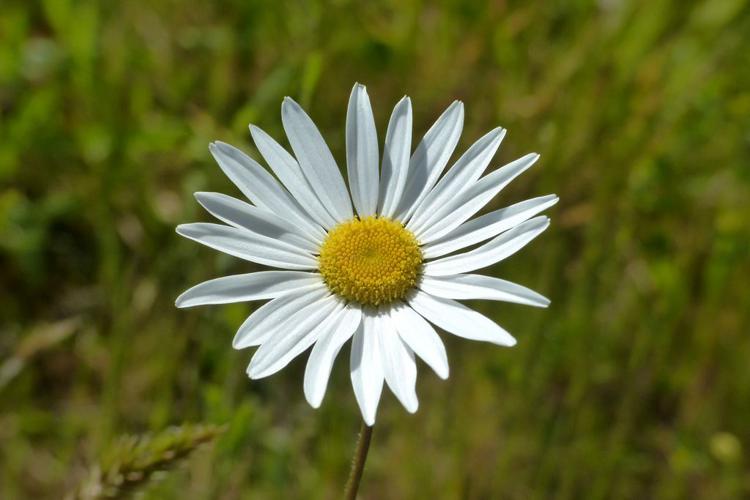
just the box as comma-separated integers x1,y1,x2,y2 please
318,216,422,306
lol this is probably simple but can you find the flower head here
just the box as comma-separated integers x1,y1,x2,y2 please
177,83,557,425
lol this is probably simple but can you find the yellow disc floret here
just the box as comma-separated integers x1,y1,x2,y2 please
318,216,422,306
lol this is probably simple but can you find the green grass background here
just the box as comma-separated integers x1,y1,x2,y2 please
2,0,749,498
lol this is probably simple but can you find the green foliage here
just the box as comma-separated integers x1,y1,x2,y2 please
1,0,749,498
68,424,224,499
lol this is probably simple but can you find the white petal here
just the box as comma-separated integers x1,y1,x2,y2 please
414,153,539,243
419,274,550,307
377,96,412,218
390,302,449,379
408,290,516,346
423,216,549,276
232,285,329,349
281,97,353,222
194,192,319,252
303,304,362,408
393,101,464,223
379,312,419,413
209,141,324,242
247,295,342,379
346,84,379,217
249,125,337,230
176,271,323,308
350,310,385,426
176,223,318,270
408,127,505,233
422,195,558,258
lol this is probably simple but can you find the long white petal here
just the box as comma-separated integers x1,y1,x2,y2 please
346,84,379,217
393,101,464,223
408,127,505,233
281,97,353,222
303,304,362,408
209,141,324,242
390,302,449,379
423,216,549,276
379,313,419,413
415,153,539,243
176,223,318,270
408,290,516,346
422,195,558,258
249,125,337,230
232,285,329,349
247,295,342,379
176,271,323,308
419,274,550,307
350,310,384,426
194,192,318,252
377,96,412,218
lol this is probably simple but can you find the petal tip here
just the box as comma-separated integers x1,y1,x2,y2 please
307,396,323,410
537,298,551,308
304,380,325,410
246,365,260,379
282,96,298,107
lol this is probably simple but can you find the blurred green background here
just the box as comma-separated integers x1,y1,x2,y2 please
2,0,749,498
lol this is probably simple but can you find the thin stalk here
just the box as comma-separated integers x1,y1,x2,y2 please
343,420,373,500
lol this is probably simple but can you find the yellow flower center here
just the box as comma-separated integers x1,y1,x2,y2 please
318,216,422,306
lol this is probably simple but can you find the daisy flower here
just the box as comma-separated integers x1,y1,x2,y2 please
176,83,557,425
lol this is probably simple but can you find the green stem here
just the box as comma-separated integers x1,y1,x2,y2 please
343,420,373,500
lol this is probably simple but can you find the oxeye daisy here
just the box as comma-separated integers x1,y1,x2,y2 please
176,83,557,426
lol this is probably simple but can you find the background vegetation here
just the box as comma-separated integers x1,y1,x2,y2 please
1,0,749,498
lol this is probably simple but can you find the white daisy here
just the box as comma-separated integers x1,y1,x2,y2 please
176,83,557,426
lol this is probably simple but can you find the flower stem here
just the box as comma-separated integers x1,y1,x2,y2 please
344,420,373,500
